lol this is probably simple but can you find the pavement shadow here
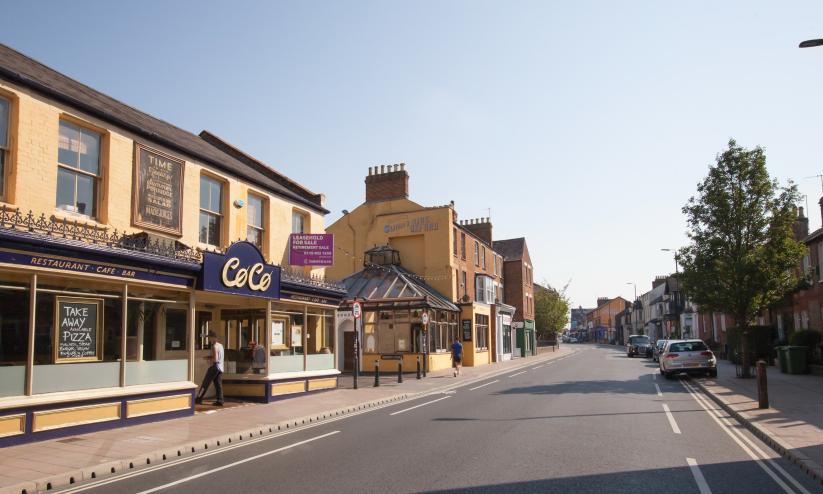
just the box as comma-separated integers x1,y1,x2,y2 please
495,378,666,396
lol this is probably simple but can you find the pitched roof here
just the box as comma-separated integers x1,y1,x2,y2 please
341,264,459,312
0,43,328,214
492,237,525,261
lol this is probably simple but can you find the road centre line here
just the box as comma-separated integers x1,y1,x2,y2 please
654,383,663,396
532,365,544,369
686,458,713,494
681,380,808,494
509,370,528,378
662,403,681,434
389,396,451,416
134,431,340,494
469,380,499,391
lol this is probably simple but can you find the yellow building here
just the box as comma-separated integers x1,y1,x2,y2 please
0,44,343,446
328,165,505,372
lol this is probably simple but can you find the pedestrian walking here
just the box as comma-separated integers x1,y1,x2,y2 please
451,337,463,377
196,330,224,406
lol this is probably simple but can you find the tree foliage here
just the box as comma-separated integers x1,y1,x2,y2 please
534,281,570,339
677,139,805,330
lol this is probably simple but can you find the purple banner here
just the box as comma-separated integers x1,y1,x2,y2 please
289,234,334,266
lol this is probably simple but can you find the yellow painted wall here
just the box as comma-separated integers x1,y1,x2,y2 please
0,81,327,277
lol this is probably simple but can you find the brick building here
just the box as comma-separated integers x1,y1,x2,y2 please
493,237,537,356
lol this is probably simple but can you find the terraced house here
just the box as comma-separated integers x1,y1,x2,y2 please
0,44,345,446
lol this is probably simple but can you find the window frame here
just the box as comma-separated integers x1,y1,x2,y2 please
198,173,225,246
0,95,9,201
474,241,479,266
246,191,266,251
460,233,466,260
481,246,486,270
56,119,102,219
292,210,307,234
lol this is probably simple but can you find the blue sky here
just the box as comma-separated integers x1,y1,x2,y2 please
3,1,823,309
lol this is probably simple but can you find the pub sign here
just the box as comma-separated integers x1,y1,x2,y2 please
132,143,185,236
199,241,281,299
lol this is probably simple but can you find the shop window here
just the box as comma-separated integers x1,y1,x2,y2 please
306,309,335,370
196,311,213,350
292,211,306,234
56,120,101,218
0,97,9,200
475,314,489,350
199,175,223,246
164,309,187,351
220,309,267,374
0,278,29,398
503,323,512,354
247,193,265,250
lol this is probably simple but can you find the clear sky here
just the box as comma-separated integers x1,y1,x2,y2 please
3,1,823,310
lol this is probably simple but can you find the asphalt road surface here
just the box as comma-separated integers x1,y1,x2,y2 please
58,345,822,493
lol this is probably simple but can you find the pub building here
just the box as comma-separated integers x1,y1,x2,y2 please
327,166,509,372
0,44,343,446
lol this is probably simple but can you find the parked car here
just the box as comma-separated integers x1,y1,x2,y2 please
659,339,717,379
569,337,579,343
626,334,652,358
653,339,667,363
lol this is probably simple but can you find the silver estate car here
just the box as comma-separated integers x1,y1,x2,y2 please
659,339,717,379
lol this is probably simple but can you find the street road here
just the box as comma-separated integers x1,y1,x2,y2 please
59,345,821,493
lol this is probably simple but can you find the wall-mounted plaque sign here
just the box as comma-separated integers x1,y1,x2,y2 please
462,319,473,342
54,297,103,363
132,143,185,236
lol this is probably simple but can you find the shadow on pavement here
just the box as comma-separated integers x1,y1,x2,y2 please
495,378,662,396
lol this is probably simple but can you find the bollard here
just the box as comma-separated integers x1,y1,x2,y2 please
756,360,769,409
374,360,380,387
398,360,403,383
423,354,427,378
416,356,421,380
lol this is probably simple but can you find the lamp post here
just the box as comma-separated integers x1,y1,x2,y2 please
661,248,679,274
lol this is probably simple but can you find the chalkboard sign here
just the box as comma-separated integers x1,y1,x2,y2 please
132,143,185,236
462,319,473,342
54,297,103,363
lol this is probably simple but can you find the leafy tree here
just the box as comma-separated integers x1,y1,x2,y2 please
534,281,570,340
678,139,805,376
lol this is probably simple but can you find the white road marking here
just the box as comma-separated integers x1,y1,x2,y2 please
532,365,544,370
469,380,499,391
134,431,340,494
682,380,808,494
509,371,528,378
654,383,663,396
389,396,451,416
662,403,681,434
686,458,713,494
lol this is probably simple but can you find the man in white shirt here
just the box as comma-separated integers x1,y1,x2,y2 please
196,331,224,406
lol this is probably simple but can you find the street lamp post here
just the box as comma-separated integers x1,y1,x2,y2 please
661,248,679,274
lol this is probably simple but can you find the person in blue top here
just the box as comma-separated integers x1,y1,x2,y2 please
451,337,463,377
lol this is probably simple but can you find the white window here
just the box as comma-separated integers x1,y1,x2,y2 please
475,275,495,304
199,175,223,246
246,193,265,250
0,97,8,200
292,211,306,234
56,120,101,218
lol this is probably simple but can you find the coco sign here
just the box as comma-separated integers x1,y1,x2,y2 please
199,241,281,299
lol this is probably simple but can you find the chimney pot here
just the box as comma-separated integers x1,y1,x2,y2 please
380,165,385,174
400,163,406,171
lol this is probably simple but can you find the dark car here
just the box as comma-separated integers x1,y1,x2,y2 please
626,334,651,358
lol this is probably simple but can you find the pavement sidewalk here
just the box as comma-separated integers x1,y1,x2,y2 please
693,359,823,485
0,347,572,494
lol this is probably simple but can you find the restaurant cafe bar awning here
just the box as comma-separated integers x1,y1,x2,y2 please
0,211,345,447
338,246,460,373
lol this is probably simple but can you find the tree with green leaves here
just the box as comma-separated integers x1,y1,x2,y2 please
678,139,806,377
534,281,570,340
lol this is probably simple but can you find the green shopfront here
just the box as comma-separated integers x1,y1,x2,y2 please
515,320,537,357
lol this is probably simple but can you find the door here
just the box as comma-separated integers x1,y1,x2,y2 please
344,331,355,371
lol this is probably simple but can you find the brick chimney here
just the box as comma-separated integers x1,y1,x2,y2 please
365,164,409,202
794,206,809,240
458,217,493,245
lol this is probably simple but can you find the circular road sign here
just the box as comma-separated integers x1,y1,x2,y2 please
421,312,429,325
352,302,362,319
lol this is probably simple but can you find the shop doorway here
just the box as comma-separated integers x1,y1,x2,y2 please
221,309,266,374
343,331,355,371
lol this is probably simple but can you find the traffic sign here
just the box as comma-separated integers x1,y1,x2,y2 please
421,312,429,325
352,302,362,319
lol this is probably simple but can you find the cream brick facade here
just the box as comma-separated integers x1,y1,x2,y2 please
0,79,326,273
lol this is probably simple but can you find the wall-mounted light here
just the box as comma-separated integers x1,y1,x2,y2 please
234,199,245,208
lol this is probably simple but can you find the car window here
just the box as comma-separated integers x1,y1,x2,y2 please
629,336,649,345
668,341,708,352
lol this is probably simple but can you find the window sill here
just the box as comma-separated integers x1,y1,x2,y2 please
51,210,104,228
